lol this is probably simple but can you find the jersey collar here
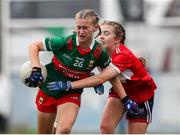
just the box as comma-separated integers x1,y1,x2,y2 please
76,35,95,50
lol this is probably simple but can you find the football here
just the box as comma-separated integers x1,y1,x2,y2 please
19,61,47,87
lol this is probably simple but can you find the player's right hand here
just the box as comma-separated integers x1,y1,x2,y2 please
47,81,72,91
25,67,44,87
121,96,143,115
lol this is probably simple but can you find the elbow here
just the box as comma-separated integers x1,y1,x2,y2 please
29,43,36,50
29,41,41,52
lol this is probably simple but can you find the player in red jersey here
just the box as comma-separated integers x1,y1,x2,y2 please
48,20,157,134
98,21,157,134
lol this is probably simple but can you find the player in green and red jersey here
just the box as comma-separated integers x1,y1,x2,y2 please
40,33,110,98
24,9,114,134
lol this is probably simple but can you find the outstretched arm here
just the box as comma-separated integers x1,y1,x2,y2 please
109,77,127,99
71,66,118,89
47,65,118,91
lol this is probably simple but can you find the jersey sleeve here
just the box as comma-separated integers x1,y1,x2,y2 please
42,37,66,51
97,48,111,68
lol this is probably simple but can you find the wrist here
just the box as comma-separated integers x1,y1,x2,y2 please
121,96,129,104
67,81,73,90
32,67,41,72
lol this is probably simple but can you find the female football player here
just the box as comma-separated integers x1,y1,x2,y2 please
25,10,135,134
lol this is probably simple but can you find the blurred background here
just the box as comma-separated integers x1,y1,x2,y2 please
0,0,180,133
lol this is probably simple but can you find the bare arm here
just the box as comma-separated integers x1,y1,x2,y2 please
71,65,127,99
97,66,126,99
29,40,44,67
109,77,127,99
24,40,46,87
72,65,118,89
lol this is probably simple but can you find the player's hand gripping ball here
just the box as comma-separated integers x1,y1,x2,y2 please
19,61,47,88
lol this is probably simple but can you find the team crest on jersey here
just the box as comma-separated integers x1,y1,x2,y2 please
88,60,94,67
39,97,44,104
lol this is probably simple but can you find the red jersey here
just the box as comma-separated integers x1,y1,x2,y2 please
110,44,157,103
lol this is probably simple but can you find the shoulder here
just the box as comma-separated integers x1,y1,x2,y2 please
67,33,79,45
92,41,104,58
113,45,135,63
118,44,131,55
113,44,130,58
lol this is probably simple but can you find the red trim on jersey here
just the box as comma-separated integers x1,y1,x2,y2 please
94,46,102,58
67,38,73,51
76,46,91,55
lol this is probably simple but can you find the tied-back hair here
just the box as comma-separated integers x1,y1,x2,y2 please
75,9,101,38
101,21,126,44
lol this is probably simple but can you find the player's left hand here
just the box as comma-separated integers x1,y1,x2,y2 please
94,84,104,95
47,81,72,91
121,96,144,115
90,72,104,95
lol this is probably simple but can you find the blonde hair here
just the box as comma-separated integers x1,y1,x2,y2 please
101,21,126,43
75,9,99,24
75,9,101,37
